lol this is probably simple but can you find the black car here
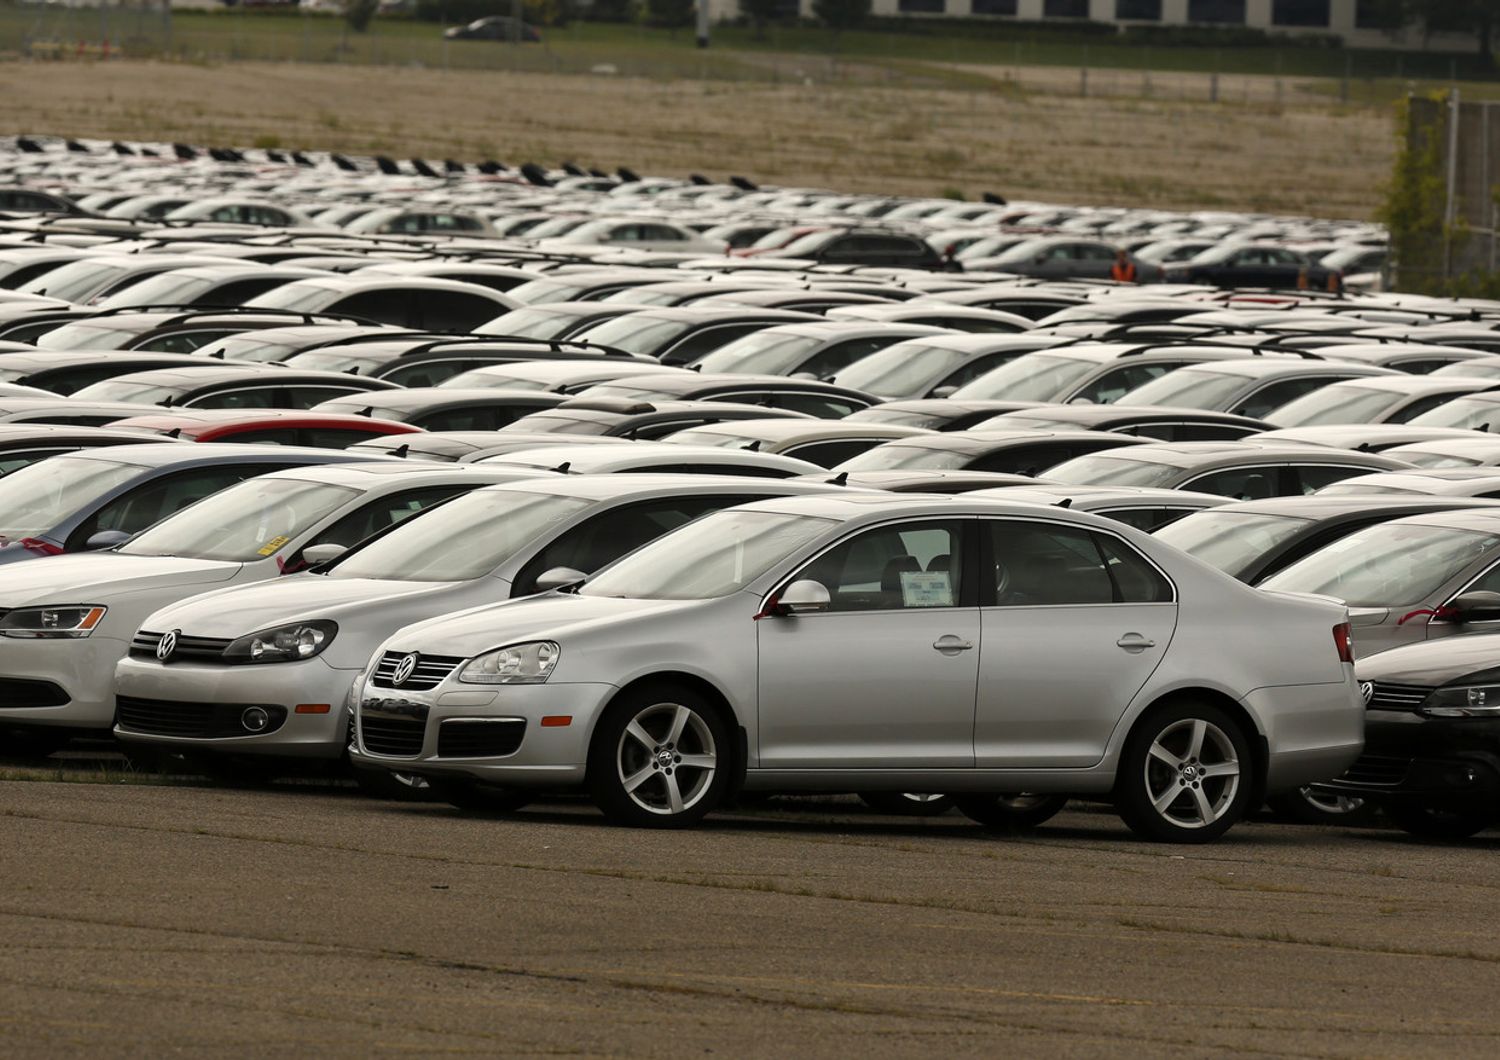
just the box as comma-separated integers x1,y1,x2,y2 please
444,16,541,42
1165,244,1342,291
759,228,951,271
1317,634,1500,838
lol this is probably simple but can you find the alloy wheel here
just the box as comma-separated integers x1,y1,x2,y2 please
1143,718,1241,830
616,701,718,816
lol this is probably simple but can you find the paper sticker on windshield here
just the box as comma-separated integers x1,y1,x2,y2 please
257,535,291,557
901,571,953,608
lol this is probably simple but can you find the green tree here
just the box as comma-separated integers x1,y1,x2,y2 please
1379,1,1495,66
741,0,781,40
812,0,870,36
344,0,378,33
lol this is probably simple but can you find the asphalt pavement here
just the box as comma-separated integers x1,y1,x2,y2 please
2,778,1497,1056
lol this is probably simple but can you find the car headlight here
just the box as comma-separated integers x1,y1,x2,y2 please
1419,685,1500,718
0,605,107,639
223,621,337,665
458,641,559,685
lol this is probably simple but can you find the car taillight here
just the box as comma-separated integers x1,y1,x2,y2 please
1333,622,1355,665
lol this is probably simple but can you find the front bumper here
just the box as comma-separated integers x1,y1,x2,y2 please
1313,710,1500,808
0,635,129,730
347,679,617,789
113,654,363,759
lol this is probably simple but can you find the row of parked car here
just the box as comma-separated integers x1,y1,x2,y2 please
0,136,1494,843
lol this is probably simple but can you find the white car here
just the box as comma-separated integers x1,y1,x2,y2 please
112,476,842,784
346,493,1365,841
538,219,727,255
0,462,542,756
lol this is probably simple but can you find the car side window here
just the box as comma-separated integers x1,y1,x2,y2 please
67,466,271,549
1234,378,1333,419
765,392,865,418
666,325,760,363
785,439,879,468
802,339,886,379
418,292,500,333
989,520,1170,605
1108,507,1191,533
189,386,283,410
512,496,751,595
974,444,1070,475
413,407,500,431
228,428,299,445
1181,466,1281,500
789,521,963,613
1292,464,1370,494
298,427,383,448
302,486,462,555
1074,363,1174,404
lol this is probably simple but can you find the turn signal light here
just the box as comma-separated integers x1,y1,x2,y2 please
1332,623,1355,665
294,703,331,715
540,715,572,727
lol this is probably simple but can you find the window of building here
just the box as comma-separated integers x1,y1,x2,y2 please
1116,0,1162,18
971,0,1018,13
1272,0,1330,26
1044,0,1089,16
898,0,945,12
1188,0,1246,22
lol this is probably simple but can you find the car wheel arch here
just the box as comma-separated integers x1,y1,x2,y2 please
1127,688,1270,807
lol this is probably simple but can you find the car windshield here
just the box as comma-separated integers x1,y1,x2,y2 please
1265,385,1399,427
1260,522,1500,606
95,273,214,310
569,316,691,356
1396,450,1482,469
476,307,585,339
504,278,595,304
0,456,140,540
1153,510,1312,577
949,353,1097,402
439,370,550,391
120,478,359,562
576,382,673,402
834,443,967,471
582,509,835,600
837,343,966,397
245,283,339,312
1409,397,1499,430
662,428,755,449
693,333,821,375
17,260,128,302
1045,453,1180,487
327,489,591,582
1120,369,1248,409
33,323,138,351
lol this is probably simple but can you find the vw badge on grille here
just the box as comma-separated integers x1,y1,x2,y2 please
156,629,180,663
1359,681,1374,705
391,652,420,687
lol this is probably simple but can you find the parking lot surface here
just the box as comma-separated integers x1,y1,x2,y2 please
2,779,1497,1057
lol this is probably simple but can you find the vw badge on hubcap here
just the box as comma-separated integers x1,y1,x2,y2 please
156,630,179,663
391,652,420,687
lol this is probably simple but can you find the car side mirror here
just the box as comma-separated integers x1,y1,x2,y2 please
536,566,588,593
773,579,830,616
85,530,132,551
1444,590,1500,623
930,385,958,399
300,543,347,568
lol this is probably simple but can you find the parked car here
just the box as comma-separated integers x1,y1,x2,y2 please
689,322,952,381
444,16,542,42
844,398,1051,431
664,420,934,468
831,335,1067,400
1263,376,1500,428
107,409,424,447
0,462,539,756
570,308,823,365
1045,442,1409,498
501,400,816,440
832,430,1149,476
570,372,879,419
970,483,1231,532
985,405,1270,441
345,491,1362,841
311,389,567,431
1164,245,1341,290
1118,359,1402,419
0,424,184,478
70,365,402,410
245,277,518,333
475,442,823,478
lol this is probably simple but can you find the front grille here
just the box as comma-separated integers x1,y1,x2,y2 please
1366,682,1433,712
116,696,286,738
129,630,235,662
371,651,464,691
1339,754,1413,787
359,704,430,758
0,677,69,708
437,719,525,759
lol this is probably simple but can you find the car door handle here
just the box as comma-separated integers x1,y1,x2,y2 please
933,635,974,654
1116,633,1156,652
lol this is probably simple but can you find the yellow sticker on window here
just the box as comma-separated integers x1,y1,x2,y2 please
257,535,292,557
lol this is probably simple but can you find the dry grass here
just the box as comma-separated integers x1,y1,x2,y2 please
0,59,1396,217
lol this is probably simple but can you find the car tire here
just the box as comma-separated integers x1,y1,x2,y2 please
1114,701,1253,844
587,684,731,828
354,768,435,801
954,793,1068,832
1267,787,1375,826
1388,803,1493,840
858,792,956,816
426,777,531,813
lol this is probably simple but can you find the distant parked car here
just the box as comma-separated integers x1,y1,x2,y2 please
444,16,541,42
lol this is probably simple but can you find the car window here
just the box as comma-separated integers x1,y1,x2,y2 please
512,496,753,595
298,427,384,448
989,520,1170,605
1108,507,1194,532
763,392,865,418
1293,464,1370,494
1073,363,1175,404
189,386,283,410
413,407,502,431
791,520,963,612
666,325,762,363
1181,466,1282,500
304,486,464,555
0,447,75,478
785,439,879,468
419,291,501,333
227,428,299,445
67,465,273,549
1234,378,1335,419
802,339,887,379
975,444,1072,475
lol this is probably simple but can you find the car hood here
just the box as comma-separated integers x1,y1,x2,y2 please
1357,633,1500,687
148,576,452,636
385,592,699,659
0,553,239,606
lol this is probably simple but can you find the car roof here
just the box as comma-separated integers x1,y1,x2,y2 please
883,429,1148,455
1198,494,1500,519
674,419,931,444
317,388,565,412
1080,441,1408,469
258,461,547,486
967,484,1231,509
998,404,1269,427
0,424,173,445
108,409,422,432
469,472,844,503
54,442,391,468
719,489,1135,527
1298,374,1500,395
1162,358,1402,379
478,443,822,474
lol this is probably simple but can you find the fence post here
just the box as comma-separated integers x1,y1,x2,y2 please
1080,44,1088,98
1341,51,1350,105
1443,89,1460,282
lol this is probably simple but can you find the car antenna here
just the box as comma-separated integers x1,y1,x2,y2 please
165,427,182,439
208,348,225,359
357,407,373,417
1356,442,1372,452
826,471,848,486
1479,423,1491,433
550,461,572,474
1054,497,1072,508
391,444,409,458
745,440,761,452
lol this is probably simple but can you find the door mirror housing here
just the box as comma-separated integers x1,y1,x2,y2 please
1445,590,1500,623
300,543,347,568
774,579,831,616
85,529,132,551
535,566,588,593
929,385,958,399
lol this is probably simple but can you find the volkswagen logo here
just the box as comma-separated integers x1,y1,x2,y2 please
391,652,420,687
1359,681,1374,706
156,629,180,663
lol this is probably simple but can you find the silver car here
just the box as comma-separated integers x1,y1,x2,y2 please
348,493,1362,842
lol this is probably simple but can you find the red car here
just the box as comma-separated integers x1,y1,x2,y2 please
108,409,423,448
